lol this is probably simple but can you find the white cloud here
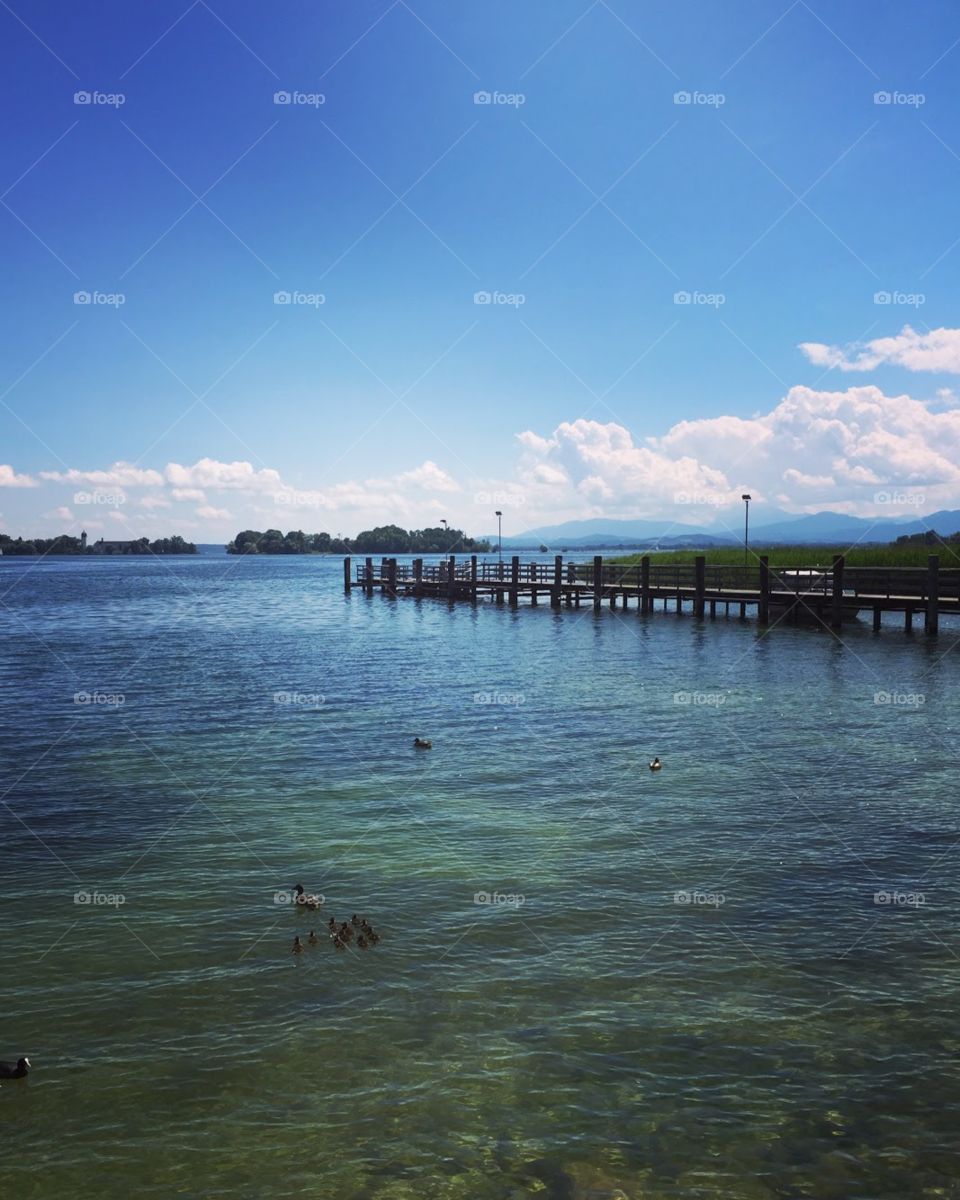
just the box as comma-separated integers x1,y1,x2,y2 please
396,460,459,492
171,487,206,501
40,463,163,487
0,464,38,488
800,325,960,374
165,458,282,491
139,494,171,509
45,506,74,520
196,505,230,520
517,384,960,521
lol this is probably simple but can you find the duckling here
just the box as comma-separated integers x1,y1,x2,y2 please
333,935,346,951
413,737,432,749
293,884,322,910
327,916,337,931
649,757,662,772
308,930,319,945
351,914,360,926
339,922,354,943
356,934,368,949
292,936,304,954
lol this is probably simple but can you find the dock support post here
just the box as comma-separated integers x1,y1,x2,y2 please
640,556,650,613
343,556,352,592
676,595,682,614
593,556,603,611
387,558,397,597
470,555,477,603
926,554,940,636
694,555,705,618
379,557,388,592
510,556,519,607
759,556,769,625
412,557,422,595
905,606,913,633
366,557,375,595
709,599,716,618
873,604,881,633
447,555,456,599
831,555,845,630
552,555,562,608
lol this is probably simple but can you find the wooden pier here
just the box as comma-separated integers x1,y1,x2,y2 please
343,554,958,637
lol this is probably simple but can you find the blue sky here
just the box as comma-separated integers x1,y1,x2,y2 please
3,0,960,540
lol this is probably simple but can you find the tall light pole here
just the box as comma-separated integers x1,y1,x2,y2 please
495,510,502,561
440,518,448,553
741,494,751,567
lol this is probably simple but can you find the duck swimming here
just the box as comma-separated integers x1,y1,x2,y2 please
308,930,319,945
649,758,662,771
0,1057,29,1080
293,884,322,910
413,737,432,749
292,937,304,954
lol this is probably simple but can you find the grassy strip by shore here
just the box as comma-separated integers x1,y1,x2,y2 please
610,544,960,569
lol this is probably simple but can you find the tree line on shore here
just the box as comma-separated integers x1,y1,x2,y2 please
0,534,197,556
227,525,491,555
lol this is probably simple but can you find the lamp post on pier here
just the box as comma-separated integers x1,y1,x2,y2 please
495,510,502,562
741,494,752,567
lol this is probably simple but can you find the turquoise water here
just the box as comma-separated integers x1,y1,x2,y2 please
2,553,959,1199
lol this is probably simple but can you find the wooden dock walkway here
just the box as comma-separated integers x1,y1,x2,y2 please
343,554,959,637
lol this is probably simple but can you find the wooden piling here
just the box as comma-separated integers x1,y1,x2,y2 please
640,556,650,614
412,558,422,594
343,556,352,592
387,558,397,596
905,606,913,633
593,556,603,610
831,555,845,630
709,599,716,618
926,554,939,636
447,555,456,600
470,555,478,603
366,556,375,595
758,556,769,624
552,555,562,608
873,604,881,632
694,555,705,618
510,556,519,607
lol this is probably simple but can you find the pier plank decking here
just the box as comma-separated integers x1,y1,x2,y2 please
344,554,958,637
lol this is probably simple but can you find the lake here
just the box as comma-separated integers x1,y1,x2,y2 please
2,552,958,1199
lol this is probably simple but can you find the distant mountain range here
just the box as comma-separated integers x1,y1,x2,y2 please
484,509,960,549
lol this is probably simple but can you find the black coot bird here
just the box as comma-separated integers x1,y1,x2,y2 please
0,1057,30,1079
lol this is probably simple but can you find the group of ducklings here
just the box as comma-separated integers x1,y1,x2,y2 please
292,914,381,955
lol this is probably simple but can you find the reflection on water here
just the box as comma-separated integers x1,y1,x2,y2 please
1,553,958,1199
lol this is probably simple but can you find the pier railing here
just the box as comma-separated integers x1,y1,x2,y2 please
346,553,958,636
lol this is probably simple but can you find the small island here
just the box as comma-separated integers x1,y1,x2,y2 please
227,524,491,555
0,532,197,556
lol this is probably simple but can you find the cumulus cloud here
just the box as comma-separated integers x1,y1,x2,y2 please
171,487,206,501
165,458,282,491
196,505,230,520
800,325,960,374
0,464,38,487
139,494,171,509
40,462,163,487
45,506,73,520
517,384,960,522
